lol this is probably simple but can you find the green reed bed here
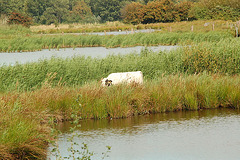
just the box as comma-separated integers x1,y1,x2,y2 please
0,25,32,39
0,91,50,159
1,73,240,159
1,38,240,92
0,31,234,52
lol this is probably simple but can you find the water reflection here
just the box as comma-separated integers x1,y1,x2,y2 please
49,109,240,160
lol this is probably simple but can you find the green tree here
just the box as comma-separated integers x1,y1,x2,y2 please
174,1,193,21
90,0,125,22
25,0,48,23
191,0,240,21
68,0,93,23
40,0,69,24
0,0,26,15
142,0,175,23
0,0,9,14
121,2,144,24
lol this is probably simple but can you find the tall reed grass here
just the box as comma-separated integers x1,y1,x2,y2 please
1,73,240,158
0,31,234,52
1,27,240,158
0,91,50,159
1,38,240,92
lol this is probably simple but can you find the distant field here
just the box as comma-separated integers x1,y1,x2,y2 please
30,20,236,34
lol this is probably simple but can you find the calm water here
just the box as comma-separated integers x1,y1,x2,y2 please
0,45,178,66
48,109,240,160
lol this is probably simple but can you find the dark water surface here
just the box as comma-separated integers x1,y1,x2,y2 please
48,109,240,160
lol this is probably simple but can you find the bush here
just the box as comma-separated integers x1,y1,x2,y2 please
7,12,32,27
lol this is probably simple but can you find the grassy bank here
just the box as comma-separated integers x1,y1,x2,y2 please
0,31,234,52
1,73,240,159
1,38,240,92
0,19,237,52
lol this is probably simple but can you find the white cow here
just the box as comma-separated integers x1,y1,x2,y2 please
101,71,143,86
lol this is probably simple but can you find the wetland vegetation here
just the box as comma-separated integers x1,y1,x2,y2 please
0,19,238,52
1,32,240,158
1,1,240,157
1,73,240,159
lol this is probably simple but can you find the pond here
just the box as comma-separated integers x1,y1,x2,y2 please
0,45,178,66
48,108,240,160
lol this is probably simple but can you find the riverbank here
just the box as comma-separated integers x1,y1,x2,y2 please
1,73,240,159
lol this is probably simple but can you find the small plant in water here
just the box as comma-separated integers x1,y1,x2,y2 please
51,114,111,160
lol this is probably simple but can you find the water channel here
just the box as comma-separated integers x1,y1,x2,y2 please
0,45,178,66
48,109,240,160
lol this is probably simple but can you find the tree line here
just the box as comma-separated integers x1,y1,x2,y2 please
0,0,239,26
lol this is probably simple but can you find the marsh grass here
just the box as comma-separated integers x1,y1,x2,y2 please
0,20,237,52
1,23,240,158
0,91,49,159
1,38,240,92
1,73,240,159
0,29,234,52
0,24,32,39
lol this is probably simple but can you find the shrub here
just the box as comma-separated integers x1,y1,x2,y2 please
7,12,32,28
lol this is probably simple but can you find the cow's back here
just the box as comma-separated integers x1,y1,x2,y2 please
107,71,143,85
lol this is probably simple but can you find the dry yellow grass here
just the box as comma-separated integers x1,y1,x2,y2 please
30,20,237,34
30,21,129,32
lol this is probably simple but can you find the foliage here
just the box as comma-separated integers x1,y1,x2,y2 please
7,12,32,27
24,0,48,23
121,2,144,24
40,0,69,25
121,0,194,24
174,1,193,21
90,0,125,22
67,0,93,23
1,0,240,25
143,0,176,23
191,0,240,21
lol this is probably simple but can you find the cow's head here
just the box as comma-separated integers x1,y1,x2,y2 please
101,78,112,86
105,79,112,86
